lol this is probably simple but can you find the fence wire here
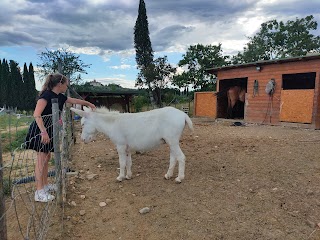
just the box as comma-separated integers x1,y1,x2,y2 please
0,106,74,240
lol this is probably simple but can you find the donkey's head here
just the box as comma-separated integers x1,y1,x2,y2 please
70,107,97,143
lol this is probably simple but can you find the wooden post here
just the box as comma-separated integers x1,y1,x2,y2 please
52,98,62,205
0,137,8,240
61,108,69,203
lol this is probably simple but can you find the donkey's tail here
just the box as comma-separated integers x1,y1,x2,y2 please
185,114,194,134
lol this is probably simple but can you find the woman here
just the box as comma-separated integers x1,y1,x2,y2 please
25,73,95,202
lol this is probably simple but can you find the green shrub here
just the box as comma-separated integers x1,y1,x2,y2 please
133,95,149,112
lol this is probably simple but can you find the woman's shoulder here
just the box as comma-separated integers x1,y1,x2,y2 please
58,92,68,101
40,90,55,97
39,90,57,101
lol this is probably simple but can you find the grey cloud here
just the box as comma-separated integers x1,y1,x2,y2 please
0,0,320,54
152,25,194,51
148,0,257,20
0,31,45,46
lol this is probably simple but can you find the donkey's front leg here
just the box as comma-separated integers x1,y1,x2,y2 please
116,145,127,181
125,145,132,180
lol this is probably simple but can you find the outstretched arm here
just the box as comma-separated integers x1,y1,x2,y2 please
66,97,96,110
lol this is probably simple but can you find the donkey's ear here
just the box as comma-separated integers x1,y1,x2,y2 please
83,106,92,112
70,107,87,117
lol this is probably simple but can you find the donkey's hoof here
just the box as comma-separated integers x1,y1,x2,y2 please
126,175,132,180
164,174,172,180
116,176,124,182
175,177,182,183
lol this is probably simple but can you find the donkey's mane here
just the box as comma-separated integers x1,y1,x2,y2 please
95,106,120,114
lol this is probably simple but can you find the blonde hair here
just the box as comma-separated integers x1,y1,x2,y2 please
39,73,68,96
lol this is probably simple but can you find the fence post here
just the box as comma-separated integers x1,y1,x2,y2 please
0,137,8,240
52,98,62,205
61,108,69,203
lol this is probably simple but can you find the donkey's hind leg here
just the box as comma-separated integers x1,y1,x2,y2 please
175,145,185,183
165,144,185,183
164,147,178,180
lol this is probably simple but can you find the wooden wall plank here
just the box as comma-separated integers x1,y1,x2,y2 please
194,92,216,117
280,90,314,123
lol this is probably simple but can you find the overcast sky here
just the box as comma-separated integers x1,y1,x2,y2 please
1,0,320,89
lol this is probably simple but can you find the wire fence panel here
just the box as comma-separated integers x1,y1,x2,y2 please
0,106,74,240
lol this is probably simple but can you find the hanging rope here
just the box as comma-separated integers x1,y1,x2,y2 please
253,80,259,97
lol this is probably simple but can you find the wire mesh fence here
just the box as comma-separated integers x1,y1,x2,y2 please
0,104,74,240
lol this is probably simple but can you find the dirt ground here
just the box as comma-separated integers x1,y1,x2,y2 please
50,118,320,240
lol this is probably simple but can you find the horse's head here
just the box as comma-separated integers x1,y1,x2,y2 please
70,106,97,143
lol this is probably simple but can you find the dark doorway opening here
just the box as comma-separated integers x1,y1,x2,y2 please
216,77,248,119
282,72,316,90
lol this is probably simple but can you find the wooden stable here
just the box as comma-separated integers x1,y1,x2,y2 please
75,89,139,113
194,54,320,129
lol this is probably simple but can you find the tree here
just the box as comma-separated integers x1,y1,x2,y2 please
150,56,176,106
0,59,3,107
0,59,9,107
134,0,156,107
175,44,229,91
0,59,36,110
8,60,23,108
23,63,37,110
37,48,91,84
21,63,29,110
233,15,320,64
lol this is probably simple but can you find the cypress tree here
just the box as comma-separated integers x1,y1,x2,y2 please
22,63,29,110
8,60,23,109
0,59,2,107
134,0,154,68
134,0,156,107
1,60,9,108
26,63,37,110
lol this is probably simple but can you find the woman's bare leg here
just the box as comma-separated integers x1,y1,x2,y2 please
35,152,51,190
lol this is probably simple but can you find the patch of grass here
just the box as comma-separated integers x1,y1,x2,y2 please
0,114,32,152
50,156,55,166
0,114,32,131
2,177,12,195
1,128,29,152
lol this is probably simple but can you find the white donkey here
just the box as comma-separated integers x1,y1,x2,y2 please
71,106,194,183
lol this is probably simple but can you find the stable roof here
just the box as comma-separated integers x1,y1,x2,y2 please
206,54,320,75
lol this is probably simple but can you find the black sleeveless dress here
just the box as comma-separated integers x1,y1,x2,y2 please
25,91,67,153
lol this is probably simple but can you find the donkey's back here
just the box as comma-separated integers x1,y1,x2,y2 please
113,107,192,151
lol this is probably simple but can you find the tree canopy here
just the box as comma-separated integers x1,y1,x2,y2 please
232,15,320,64
174,43,229,91
148,56,176,106
37,48,91,84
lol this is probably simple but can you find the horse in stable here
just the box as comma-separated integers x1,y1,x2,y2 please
215,85,246,119
226,86,246,118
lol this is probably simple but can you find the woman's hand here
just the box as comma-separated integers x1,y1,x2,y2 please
40,131,50,144
88,102,96,110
